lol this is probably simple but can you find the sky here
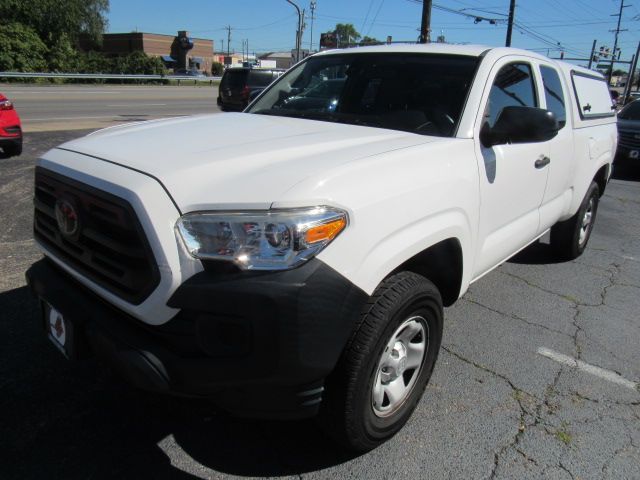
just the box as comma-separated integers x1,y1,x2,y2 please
107,0,640,65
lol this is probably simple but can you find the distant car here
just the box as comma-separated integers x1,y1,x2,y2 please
217,68,284,111
616,99,640,162
0,93,22,157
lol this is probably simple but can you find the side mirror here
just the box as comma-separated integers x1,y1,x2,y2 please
480,106,559,148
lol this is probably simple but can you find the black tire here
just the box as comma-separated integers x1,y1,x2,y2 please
550,181,599,260
2,141,22,157
319,271,443,452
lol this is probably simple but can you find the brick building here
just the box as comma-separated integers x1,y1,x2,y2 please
80,31,215,73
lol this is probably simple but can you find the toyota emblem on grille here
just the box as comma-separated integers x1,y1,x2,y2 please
54,199,79,237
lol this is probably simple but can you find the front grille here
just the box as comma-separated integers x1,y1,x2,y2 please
618,129,640,149
33,167,160,305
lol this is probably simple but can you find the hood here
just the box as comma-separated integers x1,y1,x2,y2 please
57,113,440,212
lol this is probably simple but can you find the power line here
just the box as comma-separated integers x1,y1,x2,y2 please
366,0,386,37
360,0,375,34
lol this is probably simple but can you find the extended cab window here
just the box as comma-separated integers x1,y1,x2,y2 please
540,66,566,128
247,53,480,137
485,63,537,127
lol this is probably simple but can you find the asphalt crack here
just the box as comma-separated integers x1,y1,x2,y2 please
462,297,573,338
441,346,541,479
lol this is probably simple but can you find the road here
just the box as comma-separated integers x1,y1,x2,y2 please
0,84,221,132
1,128,639,479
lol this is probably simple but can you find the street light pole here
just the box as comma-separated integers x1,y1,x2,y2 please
285,0,302,63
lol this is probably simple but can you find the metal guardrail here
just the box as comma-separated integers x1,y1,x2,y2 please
0,72,221,83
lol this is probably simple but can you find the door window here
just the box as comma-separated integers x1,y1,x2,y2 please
485,63,537,128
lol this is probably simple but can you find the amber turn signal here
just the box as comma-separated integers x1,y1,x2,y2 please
304,217,347,244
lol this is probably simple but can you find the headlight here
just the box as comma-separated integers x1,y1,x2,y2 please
176,206,348,270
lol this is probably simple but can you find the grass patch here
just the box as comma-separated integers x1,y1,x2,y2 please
555,422,572,445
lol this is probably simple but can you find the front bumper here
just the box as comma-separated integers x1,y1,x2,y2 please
26,257,367,419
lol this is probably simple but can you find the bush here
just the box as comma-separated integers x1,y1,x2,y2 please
0,22,48,72
211,62,224,76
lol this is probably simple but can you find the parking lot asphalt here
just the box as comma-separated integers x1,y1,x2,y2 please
1,129,639,479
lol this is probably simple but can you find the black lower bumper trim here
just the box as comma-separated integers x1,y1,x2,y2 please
26,258,368,419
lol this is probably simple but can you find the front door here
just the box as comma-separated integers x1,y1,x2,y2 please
473,59,550,278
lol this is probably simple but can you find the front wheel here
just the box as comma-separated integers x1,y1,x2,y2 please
550,181,600,260
320,272,443,452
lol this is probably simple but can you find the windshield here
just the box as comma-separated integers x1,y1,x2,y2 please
247,53,479,137
619,100,640,120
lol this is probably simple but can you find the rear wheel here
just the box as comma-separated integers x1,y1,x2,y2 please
320,271,443,452
550,181,599,260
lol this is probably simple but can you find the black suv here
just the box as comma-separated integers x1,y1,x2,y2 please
217,68,284,111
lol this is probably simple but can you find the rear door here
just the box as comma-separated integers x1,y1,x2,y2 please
473,58,550,277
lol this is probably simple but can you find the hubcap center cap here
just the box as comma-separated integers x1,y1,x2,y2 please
383,341,408,381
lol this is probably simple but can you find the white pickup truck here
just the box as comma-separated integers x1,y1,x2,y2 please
27,44,617,451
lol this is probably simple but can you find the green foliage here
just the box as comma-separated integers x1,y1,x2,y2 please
327,23,361,47
0,0,109,48
211,62,224,76
360,36,380,46
612,69,626,76
110,51,166,75
47,34,79,72
0,22,48,71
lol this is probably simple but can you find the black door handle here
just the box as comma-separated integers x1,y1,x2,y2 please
535,156,551,169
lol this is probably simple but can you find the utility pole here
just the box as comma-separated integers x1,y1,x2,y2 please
609,0,630,83
587,39,597,69
226,25,231,58
309,0,317,51
285,0,302,63
220,39,224,55
505,0,516,47
419,0,432,43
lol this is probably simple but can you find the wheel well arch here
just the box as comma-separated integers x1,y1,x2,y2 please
389,238,463,307
593,164,610,197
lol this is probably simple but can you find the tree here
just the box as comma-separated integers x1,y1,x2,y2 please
0,22,48,72
0,0,109,48
47,33,78,72
211,62,224,76
360,36,380,46
326,23,361,47
612,69,626,76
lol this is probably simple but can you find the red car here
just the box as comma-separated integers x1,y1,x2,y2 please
0,93,22,157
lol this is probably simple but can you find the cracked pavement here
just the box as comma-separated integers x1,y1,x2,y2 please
1,130,639,479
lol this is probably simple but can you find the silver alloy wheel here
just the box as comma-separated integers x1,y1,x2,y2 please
579,197,595,246
371,316,428,418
